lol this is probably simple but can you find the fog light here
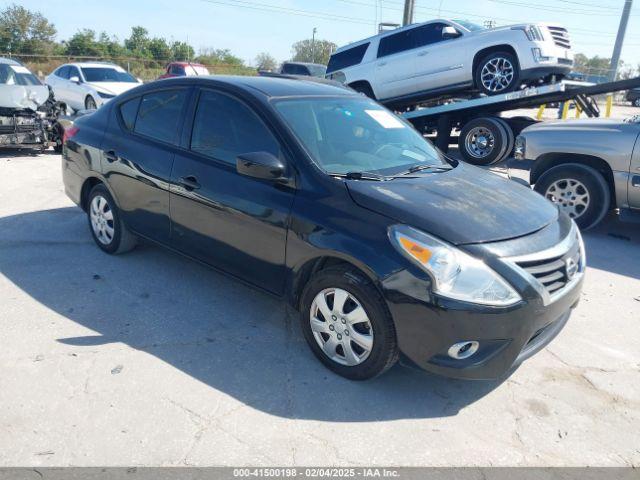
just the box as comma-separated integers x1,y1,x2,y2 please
448,341,479,360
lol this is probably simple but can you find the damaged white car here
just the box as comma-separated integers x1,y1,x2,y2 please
0,57,65,151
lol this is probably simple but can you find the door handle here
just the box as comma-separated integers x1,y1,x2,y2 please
417,51,428,57
104,150,118,163
179,175,201,191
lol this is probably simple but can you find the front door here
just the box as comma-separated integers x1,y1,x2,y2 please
169,88,296,294
412,23,466,91
375,29,417,100
629,130,640,209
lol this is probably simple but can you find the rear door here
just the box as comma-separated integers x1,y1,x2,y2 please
66,66,86,110
412,22,466,90
101,87,191,244
375,29,417,99
169,88,296,294
629,129,640,208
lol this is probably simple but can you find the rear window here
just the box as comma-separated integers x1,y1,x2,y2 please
119,97,141,131
134,89,188,144
326,43,369,74
378,30,414,58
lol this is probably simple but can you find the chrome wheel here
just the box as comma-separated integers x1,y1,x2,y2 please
90,195,115,245
310,288,374,366
480,57,515,92
545,178,590,219
464,126,495,159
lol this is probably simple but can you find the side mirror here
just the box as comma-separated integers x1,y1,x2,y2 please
69,76,81,84
442,26,460,40
236,152,287,182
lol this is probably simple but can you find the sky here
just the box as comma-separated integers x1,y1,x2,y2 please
9,0,640,68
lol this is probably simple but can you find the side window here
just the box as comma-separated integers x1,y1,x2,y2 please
57,66,69,79
326,43,369,73
68,66,81,80
170,64,185,75
119,97,141,131
280,63,294,74
377,30,414,58
134,89,188,144
190,90,280,165
413,23,448,48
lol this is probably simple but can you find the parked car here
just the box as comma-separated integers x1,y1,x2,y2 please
627,88,640,107
62,76,584,381
515,117,640,229
0,57,65,151
326,19,573,105
46,62,141,111
158,62,210,79
280,61,327,78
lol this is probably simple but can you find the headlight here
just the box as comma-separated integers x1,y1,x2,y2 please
514,135,526,160
97,92,115,99
514,25,545,42
389,225,522,306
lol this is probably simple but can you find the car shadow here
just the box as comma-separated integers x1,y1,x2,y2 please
0,207,507,422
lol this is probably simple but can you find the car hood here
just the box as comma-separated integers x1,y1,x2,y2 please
522,117,632,133
346,163,558,245
87,82,140,96
0,84,49,110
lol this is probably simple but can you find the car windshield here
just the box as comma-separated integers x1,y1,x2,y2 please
81,67,138,83
0,64,41,86
186,65,210,76
273,96,448,176
453,20,486,31
307,64,327,77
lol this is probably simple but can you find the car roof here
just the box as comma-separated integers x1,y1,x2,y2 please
65,62,123,69
0,57,22,66
170,61,207,67
152,75,356,99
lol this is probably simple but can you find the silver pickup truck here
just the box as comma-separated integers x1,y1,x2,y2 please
515,116,640,229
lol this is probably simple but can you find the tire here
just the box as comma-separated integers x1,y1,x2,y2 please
87,184,137,254
349,82,376,100
85,96,97,110
475,51,520,95
494,117,515,161
633,98,640,108
299,265,398,380
534,163,611,230
458,117,509,166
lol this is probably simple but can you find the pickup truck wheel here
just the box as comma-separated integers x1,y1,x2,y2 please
534,163,611,230
458,117,509,165
300,266,398,380
475,52,520,95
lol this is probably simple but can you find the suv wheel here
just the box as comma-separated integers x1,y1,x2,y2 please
475,52,520,95
458,117,509,165
87,184,137,254
299,266,398,380
534,163,611,230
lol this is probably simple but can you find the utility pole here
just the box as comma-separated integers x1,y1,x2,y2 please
311,27,317,63
609,0,633,81
402,0,414,26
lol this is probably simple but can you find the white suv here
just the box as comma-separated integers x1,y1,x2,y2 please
326,19,573,105
46,62,141,111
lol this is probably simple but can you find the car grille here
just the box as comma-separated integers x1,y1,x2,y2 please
547,26,571,49
515,237,582,297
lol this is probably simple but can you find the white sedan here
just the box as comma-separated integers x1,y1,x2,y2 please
45,62,141,111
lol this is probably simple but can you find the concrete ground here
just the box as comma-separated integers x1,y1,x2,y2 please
0,151,638,467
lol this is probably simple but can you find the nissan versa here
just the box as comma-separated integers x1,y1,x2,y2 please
62,76,585,380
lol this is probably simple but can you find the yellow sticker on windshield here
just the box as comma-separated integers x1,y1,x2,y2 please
365,110,405,129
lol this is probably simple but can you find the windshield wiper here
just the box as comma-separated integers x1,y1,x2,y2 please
336,171,386,181
392,164,453,177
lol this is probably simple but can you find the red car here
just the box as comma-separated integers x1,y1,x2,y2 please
158,62,210,79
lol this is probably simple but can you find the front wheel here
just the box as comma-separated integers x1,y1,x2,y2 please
85,96,97,110
299,266,398,380
475,52,520,95
534,163,611,230
633,98,640,107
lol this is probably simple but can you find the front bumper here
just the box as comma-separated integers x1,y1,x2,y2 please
381,222,584,380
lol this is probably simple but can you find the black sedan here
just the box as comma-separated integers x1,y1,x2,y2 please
61,75,585,380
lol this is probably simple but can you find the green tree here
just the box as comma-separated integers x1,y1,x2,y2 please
124,26,150,57
171,41,194,61
0,3,57,54
197,47,244,66
255,52,277,71
65,29,104,56
290,38,336,65
97,32,127,58
148,37,171,61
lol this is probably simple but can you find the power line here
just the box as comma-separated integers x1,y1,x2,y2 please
486,0,636,16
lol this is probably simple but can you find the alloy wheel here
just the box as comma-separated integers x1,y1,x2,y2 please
310,288,374,366
90,195,115,245
544,178,590,219
480,57,515,92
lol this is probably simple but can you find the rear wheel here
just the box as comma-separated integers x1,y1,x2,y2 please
299,266,398,380
458,117,509,166
87,184,137,254
349,82,376,100
494,117,515,160
475,52,520,95
534,163,611,230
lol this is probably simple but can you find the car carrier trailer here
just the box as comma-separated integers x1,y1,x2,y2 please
394,77,640,166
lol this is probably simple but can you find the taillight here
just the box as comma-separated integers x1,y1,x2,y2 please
62,125,79,145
